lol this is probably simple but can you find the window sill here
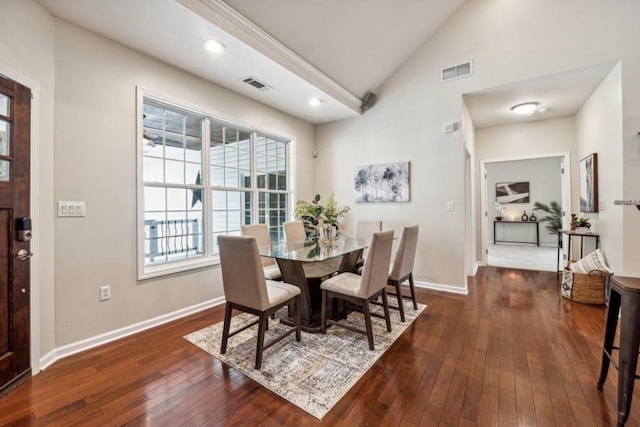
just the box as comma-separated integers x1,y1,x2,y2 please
138,256,220,281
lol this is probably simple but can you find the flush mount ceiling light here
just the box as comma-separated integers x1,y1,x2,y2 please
510,102,539,115
203,39,225,53
309,98,323,106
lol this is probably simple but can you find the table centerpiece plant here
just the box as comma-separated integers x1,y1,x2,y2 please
294,193,351,239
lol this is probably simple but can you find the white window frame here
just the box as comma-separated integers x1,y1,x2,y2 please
136,87,294,280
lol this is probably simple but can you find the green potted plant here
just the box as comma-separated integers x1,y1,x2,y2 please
533,201,562,236
571,216,591,233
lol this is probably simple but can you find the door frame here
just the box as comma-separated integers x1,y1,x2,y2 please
480,151,571,266
0,64,41,375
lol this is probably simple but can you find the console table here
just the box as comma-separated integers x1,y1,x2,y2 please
493,220,539,246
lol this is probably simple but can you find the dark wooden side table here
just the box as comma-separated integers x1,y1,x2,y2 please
556,229,600,276
597,276,640,426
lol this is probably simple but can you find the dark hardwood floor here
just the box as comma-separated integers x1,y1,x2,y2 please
0,267,637,426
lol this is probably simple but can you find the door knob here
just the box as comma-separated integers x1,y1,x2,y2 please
17,249,33,260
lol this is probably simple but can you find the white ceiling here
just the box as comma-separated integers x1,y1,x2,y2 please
36,0,467,124
36,0,612,128
464,62,616,129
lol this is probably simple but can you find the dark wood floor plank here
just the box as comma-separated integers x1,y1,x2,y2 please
1,267,638,425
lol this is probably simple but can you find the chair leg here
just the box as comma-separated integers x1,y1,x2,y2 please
361,299,375,350
255,314,268,370
381,289,392,332
393,279,406,322
221,302,233,354
295,296,301,342
321,290,328,334
409,273,418,310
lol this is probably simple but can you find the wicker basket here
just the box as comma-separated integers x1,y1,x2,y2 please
561,261,607,305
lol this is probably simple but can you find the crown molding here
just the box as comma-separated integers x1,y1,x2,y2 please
178,0,363,114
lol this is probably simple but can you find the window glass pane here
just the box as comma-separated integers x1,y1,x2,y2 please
185,163,201,186
164,135,184,161
165,159,185,185
143,157,164,183
166,188,187,211
144,187,166,212
0,93,9,116
225,168,239,187
142,130,163,157
210,166,224,187
145,212,167,265
0,160,9,182
185,137,202,162
0,121,9,156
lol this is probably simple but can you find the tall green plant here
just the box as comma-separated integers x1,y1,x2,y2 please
533,201,562,235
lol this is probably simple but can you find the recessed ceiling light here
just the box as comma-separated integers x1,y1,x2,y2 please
203,40,225,53
309,98,323,106
511,102,539,115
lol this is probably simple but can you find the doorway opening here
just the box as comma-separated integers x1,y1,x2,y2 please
481,153,570,272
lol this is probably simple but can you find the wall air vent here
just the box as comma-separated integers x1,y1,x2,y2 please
241,76,273,91
441,61,473,82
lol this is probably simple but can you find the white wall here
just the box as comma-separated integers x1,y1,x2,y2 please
576,64,623,273
485,158,562,246
316,0,640,290
50,20,317,346
0,0,56,364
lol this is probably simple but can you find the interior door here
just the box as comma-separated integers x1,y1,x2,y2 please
0,74,31,393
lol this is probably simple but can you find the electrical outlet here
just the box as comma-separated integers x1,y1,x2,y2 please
99,285,111,301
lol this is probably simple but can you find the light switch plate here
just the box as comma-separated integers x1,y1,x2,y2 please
447,201,455,212
58,201,86,217
599,200,606,211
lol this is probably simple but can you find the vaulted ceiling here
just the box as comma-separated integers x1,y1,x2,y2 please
36,0,467,124
36,0,611,127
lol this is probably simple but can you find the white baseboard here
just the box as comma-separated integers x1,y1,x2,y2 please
414,279,469,295
40,297,225,370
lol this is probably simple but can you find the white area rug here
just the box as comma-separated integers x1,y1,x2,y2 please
488,243,559,272
184,300,426,419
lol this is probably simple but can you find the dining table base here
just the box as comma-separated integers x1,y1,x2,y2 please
275,251,361,333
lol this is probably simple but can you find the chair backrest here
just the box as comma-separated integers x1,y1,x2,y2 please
217,235,270,310
241,224,275,267
356,220,383,240
389,225,419,281
283,220,307,241
360,229,394,297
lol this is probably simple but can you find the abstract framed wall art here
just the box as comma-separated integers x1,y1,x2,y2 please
579,153,598,212
495,181,530,203
354,161,410,203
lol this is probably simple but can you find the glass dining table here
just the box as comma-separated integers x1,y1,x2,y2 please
258,237,368,332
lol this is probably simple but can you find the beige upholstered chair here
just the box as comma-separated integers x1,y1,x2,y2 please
320,229,394,350
218,235,301,370
241,224,282,281
388,225,419,322
355,220,383,274
283,220,307,241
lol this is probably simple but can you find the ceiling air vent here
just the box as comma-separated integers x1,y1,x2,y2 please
241,76,273,91
441,61,473,82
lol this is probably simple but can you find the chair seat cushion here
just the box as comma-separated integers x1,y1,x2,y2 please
266,280,300,307
321,272,364,298
263,264,282,280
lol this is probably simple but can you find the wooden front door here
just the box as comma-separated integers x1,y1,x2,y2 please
0,74,31,394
